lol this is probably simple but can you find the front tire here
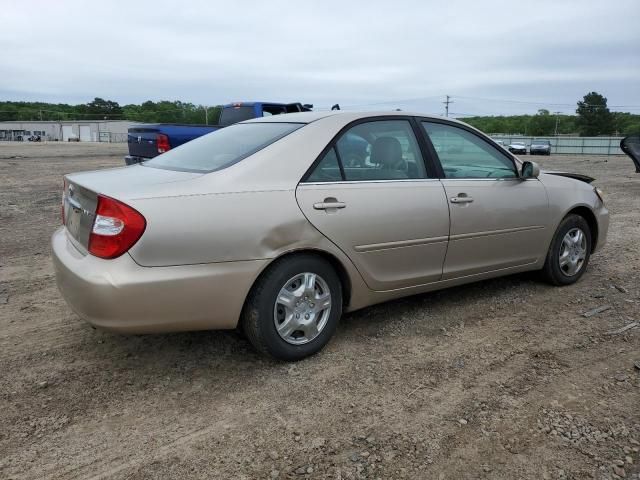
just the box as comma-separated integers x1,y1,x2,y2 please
542,214,591,285
241,255,342,361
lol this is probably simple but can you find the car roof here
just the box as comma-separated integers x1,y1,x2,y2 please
241,110,457,125
242,111,340,123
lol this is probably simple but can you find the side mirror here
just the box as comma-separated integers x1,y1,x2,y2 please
521,161,540,179
620,135,640,173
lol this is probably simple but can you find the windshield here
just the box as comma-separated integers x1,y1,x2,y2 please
144,122,303,173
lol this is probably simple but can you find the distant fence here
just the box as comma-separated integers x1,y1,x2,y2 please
490,135,625,155
99,132,128,143
0,132,129,143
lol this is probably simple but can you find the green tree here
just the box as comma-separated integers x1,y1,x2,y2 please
576,92,613,136
528,110,555,136
81,97,123,118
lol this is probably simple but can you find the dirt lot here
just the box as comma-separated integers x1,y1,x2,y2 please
1,142,639,480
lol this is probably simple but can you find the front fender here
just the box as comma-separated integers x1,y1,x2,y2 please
539,173,609,253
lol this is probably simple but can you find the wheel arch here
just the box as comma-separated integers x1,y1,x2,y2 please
564,205,599,252
247,248,353,310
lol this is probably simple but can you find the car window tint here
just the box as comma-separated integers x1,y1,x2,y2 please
144,122,302,173
218,106,256,126
422,122,517,179
306,148,343,182
336,120,426,181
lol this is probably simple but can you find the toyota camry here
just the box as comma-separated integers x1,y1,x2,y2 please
53,111,609,360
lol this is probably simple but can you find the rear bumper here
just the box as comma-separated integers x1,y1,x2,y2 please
124,155,147,165
52,228,267,333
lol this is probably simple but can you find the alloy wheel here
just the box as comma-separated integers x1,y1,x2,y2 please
273,272,332,345
559,227,587,276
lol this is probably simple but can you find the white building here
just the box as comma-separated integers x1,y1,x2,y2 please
0,120,144,142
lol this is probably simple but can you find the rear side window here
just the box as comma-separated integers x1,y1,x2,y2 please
307,148,342,182
305,120,427,182
422,122,517,179
144,123,302,173
338,121,426,181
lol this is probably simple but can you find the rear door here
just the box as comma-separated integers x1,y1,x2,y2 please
296,118,450,291
421,120,549,279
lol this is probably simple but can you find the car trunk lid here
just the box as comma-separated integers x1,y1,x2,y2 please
63,166,202,253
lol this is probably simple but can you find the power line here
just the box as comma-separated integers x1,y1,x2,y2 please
454,95,640,109
553,111,562,136
443,95,453,117
315,95,446,111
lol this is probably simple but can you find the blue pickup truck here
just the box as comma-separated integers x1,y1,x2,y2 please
125,101,313,165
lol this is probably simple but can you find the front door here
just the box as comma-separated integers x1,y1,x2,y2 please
296,119,450,291
421,121,549,280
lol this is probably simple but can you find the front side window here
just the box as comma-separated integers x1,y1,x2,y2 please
422,122,517,179
336,120,426,181
144,122,302,173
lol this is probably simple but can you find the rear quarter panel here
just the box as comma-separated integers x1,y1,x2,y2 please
126,188,373,312
127,189,327,266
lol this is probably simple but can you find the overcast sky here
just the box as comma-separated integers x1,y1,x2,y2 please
1,0,639,115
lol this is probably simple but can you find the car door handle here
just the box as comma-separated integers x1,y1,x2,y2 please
313,201,346,210
450,195,474,204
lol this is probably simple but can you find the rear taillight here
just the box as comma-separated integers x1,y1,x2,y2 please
88,195,146,259
156,133,171,154
61,178,68,224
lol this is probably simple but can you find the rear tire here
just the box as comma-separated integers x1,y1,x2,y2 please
542,214,592,286
241,254,342,361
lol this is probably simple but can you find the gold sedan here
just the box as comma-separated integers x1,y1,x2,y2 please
53,111,608,360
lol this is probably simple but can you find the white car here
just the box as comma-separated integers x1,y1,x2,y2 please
508,142,527,155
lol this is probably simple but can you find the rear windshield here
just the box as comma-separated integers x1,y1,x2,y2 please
532,140,550,145
143,122,303,173
218,106,256,126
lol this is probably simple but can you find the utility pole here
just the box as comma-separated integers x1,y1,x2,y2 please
204,106,208,125
443,95,453,117
553,111,562,136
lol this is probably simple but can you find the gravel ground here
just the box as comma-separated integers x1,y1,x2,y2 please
0,142,639,480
